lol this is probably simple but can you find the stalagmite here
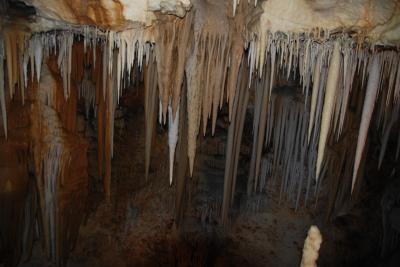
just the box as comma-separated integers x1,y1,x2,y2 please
300,225,323,267
352,54,381,192
316,41,341,181
168,101,180,185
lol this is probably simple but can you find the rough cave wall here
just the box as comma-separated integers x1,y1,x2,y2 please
0,78,34,266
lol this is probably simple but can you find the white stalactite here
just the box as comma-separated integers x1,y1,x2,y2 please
352,54,381,192
34,37,43,83
168,101,180,185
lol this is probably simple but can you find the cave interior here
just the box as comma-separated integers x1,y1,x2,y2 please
1,0,400,266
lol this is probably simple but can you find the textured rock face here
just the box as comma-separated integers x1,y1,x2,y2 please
257,0,400,44
23,0,191,28
19,0,400,44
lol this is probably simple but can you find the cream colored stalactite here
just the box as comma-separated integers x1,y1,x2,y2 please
316,41,341,181
186,34,204,176
300,225,323,267
210,34,230,135
155,21,175,122
155,14,192,119
226,37,243,121
172,14,192,115
352,54,382,192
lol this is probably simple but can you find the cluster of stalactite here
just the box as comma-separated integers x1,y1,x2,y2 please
1,5,400,262
31,60,89,266
0,30,90,266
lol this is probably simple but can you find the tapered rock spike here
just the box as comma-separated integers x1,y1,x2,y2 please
352,54,381,193
316,41,341,181
168,100,180,185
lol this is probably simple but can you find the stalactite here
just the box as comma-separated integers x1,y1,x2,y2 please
0,37,7,139
227,39,244,120
32,60,89,265
57,32,74,99
5,30,16,98
396,130,400,160
378,104,399,169
185,33,204,176
337,45,357,138
248,58,270,194
222,59,249,224
0,13,399,245
79,65,96,118
168,100,180,185
352,54,382,192
33,36,43,83
316,41,341,181
155,14,192,120
308,51,322,143
98,87,105,180
104,50,115,201
394,57,400,103
144,51,158,180
174,78,188,227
